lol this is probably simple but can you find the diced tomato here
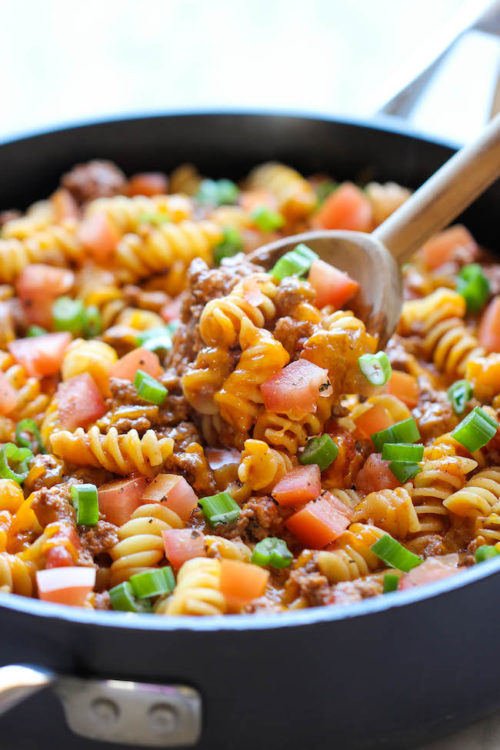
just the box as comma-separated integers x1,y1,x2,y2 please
0,373,17,416
421,226,477,270
110,348,163,382
354,454,400,493
162,529,206,569
308,259,359,310
240,189,278,214
51,188,80,221
78,212,119,263
8,332,71,378
314,183,372,232
479,297,500,353
36,566,96,607
354,403,393,441
220,559,269,608
272,465,321,506
43,521,82,562
160,298,182,323
261,359,331,414
16,264,75,327
127,172,168,197
205,448,240,470
142,474,198,522
57,373,106,430
399,555,460,590
286,492,352,548
385,371,419,408
98,476,149,526
45,546,75,568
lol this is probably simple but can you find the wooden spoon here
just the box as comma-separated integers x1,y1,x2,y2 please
250,115,500,347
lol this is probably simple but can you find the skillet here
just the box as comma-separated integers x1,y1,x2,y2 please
1,112,500,750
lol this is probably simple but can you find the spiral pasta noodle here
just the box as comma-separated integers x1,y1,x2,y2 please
157,557,226,616
0,352,50,423
443,468,500,517
247,162,316,221
0,553,35,596
235,438,292,501
353,486,421,538
86,194,192,235
317,524,385,583
62,339,118,395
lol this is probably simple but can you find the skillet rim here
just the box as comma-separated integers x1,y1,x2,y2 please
0,109,491,632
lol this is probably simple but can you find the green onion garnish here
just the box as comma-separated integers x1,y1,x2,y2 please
196,179,239,206
251,537,293,569
213,226,244,265
271,243,319,281
137,211,171,227
133,369,167,405
451,406,498,453
372,417,420,452
475,545,500,564
251,206,285,232
381,443,424,462
315,180,338,204
15,419,44,454
371,534,422,572
447,379,472,416
383,573,400,593
358,352,392,386
109,581,153,613
27,325,47,337
0,443,32,484
457,263,490,313
388,461,422,483
82,305,102,337
199,491,240,526
70,483,99,526
300,434,338,471
52,296,85,334
136,326,173,355
129,566,175,599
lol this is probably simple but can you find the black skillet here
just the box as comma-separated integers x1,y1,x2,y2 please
1,112,500,750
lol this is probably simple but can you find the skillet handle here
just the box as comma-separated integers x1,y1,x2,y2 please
0,664,202,747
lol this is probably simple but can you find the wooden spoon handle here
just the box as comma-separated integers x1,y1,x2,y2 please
373,113,500,264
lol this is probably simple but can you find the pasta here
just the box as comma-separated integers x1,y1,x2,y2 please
0,158,498,617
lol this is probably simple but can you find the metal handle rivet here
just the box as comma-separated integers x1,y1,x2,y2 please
148,703,178,735
90,697,120,726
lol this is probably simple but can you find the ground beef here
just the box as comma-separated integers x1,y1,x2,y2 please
413,376,457,441
24,454,65,494
329,576,383,605
286,568,331,607
79,519,119,557
273,316,314,358
123,285,169,312
31,482,76,527
166,440,218,496
386,333,423,368
273,277,316,317
61,160,127,205
93,591,111,610
162,420,202,450
228,497,293,544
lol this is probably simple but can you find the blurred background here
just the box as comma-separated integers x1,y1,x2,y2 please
2,0,500,144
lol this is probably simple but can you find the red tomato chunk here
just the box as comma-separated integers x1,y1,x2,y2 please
286,492,352,548
272,465,321,506
261,359,331,414
308,259,359,310
354,454,400,493
143,474,198,522
8,332,71,378
98,476,149,526
57,373,106,430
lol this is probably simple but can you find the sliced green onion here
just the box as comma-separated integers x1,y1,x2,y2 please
82,305,102,337
199,491,240,526
0,443,32,484
27,325,47,337
381,443,424,462
383,573,399,593
371,534,422,572
251,205,285,232
300,434,338,471
251,537,293,569
358,352,392,386
196,179,239,206
457,263,490,313
372,417,420,452
475,545,500,564
213,226,244,265
52,296,85,334
388,461,422,483
70,483,99,526
271,243,319,281
109,581,153,613
315,180,338,204
15,419,44,454
451,406,498,452
137,211,171,227
447,379,472,415
129,566,175,598
133,369,167,405
136,326,173,354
